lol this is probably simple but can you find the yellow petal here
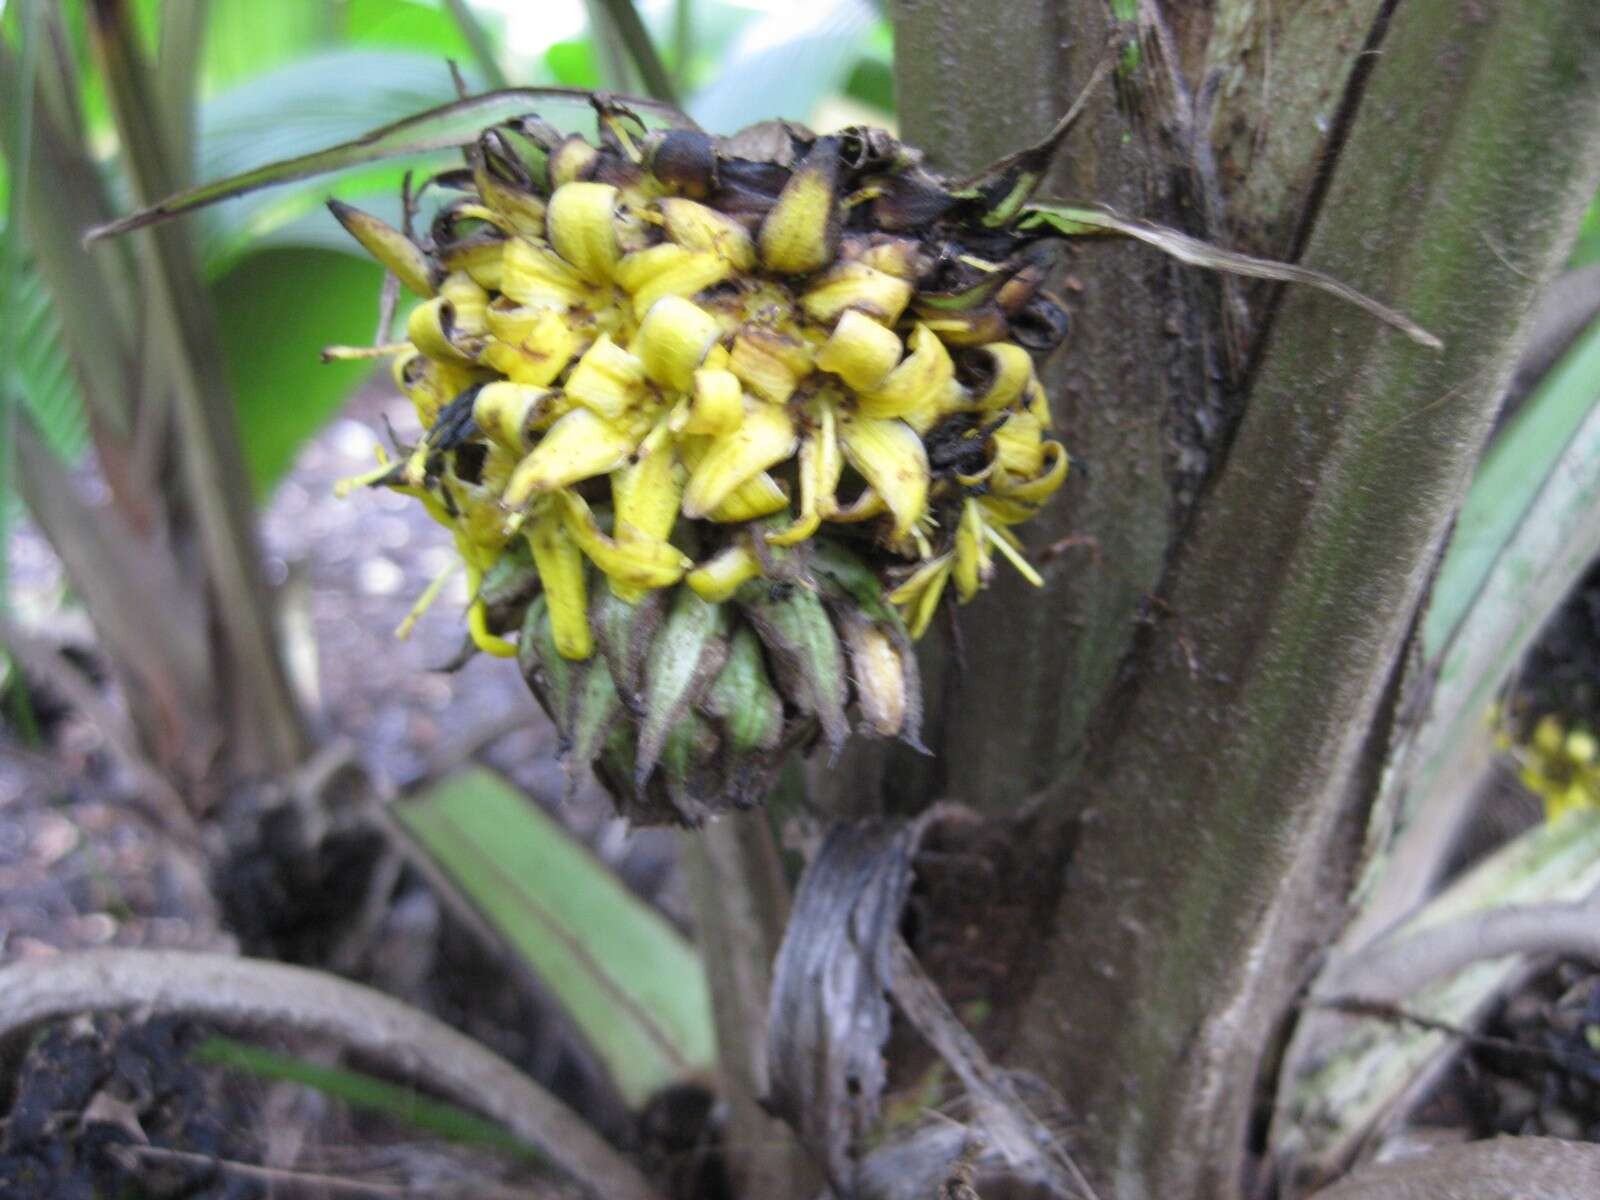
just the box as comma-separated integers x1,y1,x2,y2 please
559,491,692,590
394,353,481,427
728,329,813,404
917,305,1010,348
482,304,582,387
687,542,763,602
676,434,791,521
328,200,435,296
859,238,925,280
499,235,594,308
550,134,599,186
766,509,819,548
503,407,637,507
997,439,1069,506
447,201,518,236
887,555,952,640
527,508,593,659
464,561,518,658
612,421,683,544
405,296,475,362
682,403,799,519
439,272,489,335
816,309,903,393
952,499,991,602
767,403,841,547
1024,376,1053,429
447,462,517,552
564,334,649,423
858,323,954,420
658,197,757,269
443,237,505,292
709,473,789,522
614,244,733,317
684,367,745,435
969,342,1035,411
759,150,838,274
633,296,723,392
473,382,561,451
472,164,548,238
467,600,520,657
802,261,913,326
838,415,930,540
829,486,887,523
992,411,1045,479
900,376,970,436
547,181,621,282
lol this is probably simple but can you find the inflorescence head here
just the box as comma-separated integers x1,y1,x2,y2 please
333,100,1073,823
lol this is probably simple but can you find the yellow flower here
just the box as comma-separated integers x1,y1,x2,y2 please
1506,713,1600,821
331,108,1075,822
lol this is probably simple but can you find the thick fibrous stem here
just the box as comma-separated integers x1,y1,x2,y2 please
1003,2,1600,1197
0,950,663,1200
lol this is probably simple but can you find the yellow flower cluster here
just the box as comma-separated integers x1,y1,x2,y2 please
1503,714,1600,821
333,119,1069,667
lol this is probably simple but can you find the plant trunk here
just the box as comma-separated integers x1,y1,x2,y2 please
886,0,1197,816
892,2,1600,1198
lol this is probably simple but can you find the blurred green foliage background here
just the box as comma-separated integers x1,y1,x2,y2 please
0,0,893,528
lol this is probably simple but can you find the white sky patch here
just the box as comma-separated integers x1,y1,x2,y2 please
467,0,588,58
465,0,795,60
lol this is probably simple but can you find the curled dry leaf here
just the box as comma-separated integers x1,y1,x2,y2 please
766,810,1089,1198
1017,204,1444,351
766,818,923,1192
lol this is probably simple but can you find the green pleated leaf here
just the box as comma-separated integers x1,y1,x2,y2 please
842,21,895,115
394,767,715,1107
546,38,603,89
8,266,90,468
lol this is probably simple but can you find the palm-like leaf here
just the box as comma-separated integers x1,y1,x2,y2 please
89,85,697,241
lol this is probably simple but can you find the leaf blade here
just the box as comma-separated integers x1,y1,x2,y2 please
211,246,382,494
88,84,698,242
1423,313,1600,658
1018,202,1444,350
194,1035,546,1161
394,767,715,1106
